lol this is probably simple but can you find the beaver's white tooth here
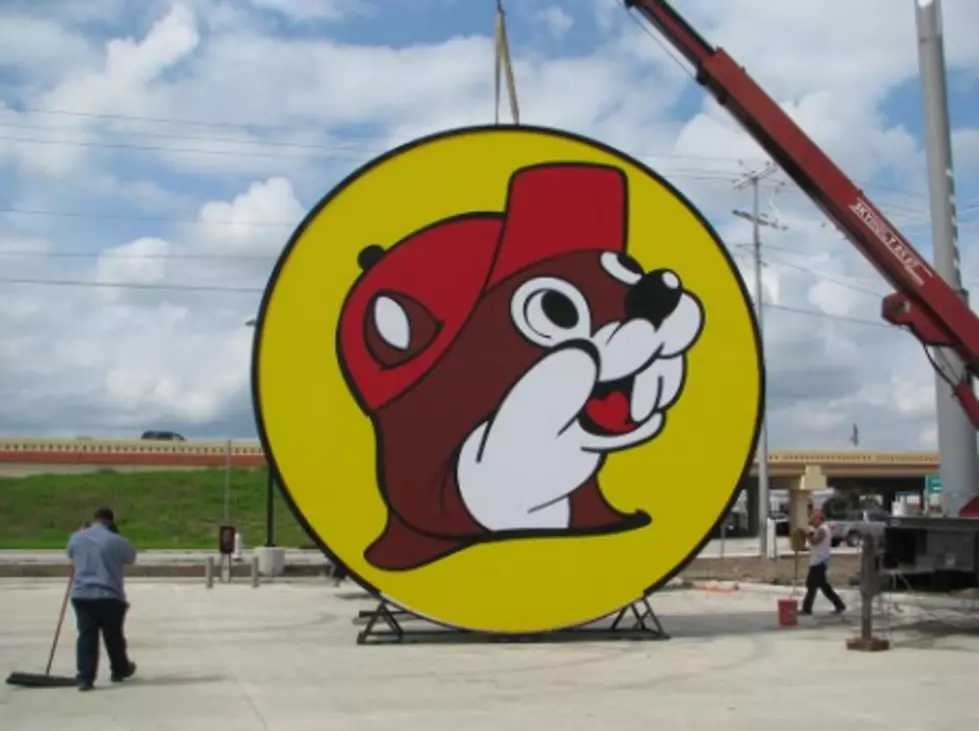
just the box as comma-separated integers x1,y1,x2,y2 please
630,365,662,423
631,356,685,423
597,319,657,382
654,356,685,410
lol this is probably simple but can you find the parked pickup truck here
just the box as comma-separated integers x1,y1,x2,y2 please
826,509,890,547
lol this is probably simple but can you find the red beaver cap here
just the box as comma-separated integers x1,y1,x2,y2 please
338,162,629,411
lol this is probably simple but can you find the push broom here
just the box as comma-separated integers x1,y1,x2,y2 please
6,570,78,688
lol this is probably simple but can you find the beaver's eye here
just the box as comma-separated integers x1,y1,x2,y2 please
373,295,410,350
364,291,440,368
510,276,592,348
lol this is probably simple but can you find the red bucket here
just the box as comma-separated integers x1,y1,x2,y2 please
777,598,798,627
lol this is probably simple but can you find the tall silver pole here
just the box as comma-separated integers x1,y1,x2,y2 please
735,163,776,556
752,180,772,557
915,0,978,517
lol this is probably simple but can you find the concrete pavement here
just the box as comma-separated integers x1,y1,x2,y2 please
0,536,854,565
2,578,976,730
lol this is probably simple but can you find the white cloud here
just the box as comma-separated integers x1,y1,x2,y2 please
536,6,574,40
248,0,368,22
95,237,170,292
0,16,96,82
196,177,305,255
0,0,976,450
1,4,201,179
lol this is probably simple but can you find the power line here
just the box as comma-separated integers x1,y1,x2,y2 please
0,274,896,328
0,277,263,294
2,119,824,174
765,302,893,329
0,206,298,228
0,133,374,162
736,248,979,310
0,136,762,178
0,129,797,173
0,239,816,264
0,117,935,204
4,106,313,133
730,253,897,328
5,242,965,309
0,238,753,261
0,189,938,234
0,120,379,153
0,171,759,230
733,247,889,298
0,249,275,261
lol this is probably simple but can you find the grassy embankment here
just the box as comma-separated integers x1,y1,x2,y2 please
0,469,310,549
0,469,868,586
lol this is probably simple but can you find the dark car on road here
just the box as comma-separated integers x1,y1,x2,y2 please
140,430,186,441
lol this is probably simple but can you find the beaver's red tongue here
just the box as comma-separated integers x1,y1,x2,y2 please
584,391,636,434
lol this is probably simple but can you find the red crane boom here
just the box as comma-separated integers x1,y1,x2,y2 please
625,0,979,428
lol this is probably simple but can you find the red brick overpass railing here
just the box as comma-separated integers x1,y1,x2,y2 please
0,438,267,469
0,440,941,475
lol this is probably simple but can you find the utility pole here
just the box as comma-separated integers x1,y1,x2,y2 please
915,0,978,517
734,161,778,557
247,316,276,546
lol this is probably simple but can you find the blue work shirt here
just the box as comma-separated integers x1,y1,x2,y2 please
65,522,138,601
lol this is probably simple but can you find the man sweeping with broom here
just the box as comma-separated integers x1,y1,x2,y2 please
65,507,138,691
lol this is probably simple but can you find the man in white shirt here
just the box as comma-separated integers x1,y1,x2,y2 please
801,509,846,615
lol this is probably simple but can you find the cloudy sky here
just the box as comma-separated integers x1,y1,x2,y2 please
0,0,977,449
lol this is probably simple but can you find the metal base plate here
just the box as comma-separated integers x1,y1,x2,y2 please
846,636,891,652
355,597,670,645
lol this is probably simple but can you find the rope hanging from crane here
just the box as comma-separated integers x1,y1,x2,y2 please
494,0,520,125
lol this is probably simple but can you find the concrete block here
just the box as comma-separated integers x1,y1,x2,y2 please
254,546,286,577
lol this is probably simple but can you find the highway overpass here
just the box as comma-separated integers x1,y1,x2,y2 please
0,438,267,476
0,437,940,536
0,438,939,479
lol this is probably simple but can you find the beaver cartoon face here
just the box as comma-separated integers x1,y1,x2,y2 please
337,162,705,571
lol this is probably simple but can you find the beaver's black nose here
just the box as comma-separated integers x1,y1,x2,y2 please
625,269,683,329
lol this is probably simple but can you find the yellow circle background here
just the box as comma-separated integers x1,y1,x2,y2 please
255,126,762,634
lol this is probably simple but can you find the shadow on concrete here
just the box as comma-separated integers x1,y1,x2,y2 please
886,616,979,652
349,607,837,646
335,590,373,601
661,609,851,641
108,673,228,688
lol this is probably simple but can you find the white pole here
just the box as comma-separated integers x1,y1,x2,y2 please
914,0,978,518
734,163,777,557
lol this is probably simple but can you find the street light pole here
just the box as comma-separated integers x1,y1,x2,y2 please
246,317,276,547
223,437,232,522
734,162,778,557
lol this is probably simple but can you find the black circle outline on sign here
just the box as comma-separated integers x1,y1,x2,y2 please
250,123,765,632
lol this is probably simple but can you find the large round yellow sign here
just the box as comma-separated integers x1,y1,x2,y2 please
253,125,763,634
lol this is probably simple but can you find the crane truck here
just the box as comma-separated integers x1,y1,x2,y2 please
625,0,979,588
